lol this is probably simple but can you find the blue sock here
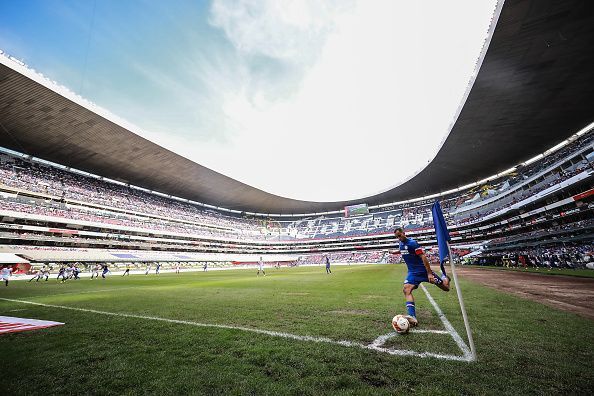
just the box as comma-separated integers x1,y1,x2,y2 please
406,302,416,318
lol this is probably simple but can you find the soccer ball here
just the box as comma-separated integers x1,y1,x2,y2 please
392,314,410,334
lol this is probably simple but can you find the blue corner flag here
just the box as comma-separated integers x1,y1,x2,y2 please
431,200,451,276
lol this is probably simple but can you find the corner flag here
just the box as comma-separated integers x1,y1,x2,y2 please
431,200,450,275
431,200,477,360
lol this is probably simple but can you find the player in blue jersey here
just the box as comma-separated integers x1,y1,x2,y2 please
394,227,450,327
101,263,109,279
324,255,331,274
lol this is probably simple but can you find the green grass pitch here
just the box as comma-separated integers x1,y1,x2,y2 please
1,265,592,395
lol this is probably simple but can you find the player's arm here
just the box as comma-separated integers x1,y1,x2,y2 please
418,253,436,284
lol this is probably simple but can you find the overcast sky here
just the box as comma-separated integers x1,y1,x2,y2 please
0,0,498,202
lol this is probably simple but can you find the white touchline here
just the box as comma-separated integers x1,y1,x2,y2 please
420,284,474,361
0,296,473,362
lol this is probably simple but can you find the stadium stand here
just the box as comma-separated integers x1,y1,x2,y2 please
0,130,592,273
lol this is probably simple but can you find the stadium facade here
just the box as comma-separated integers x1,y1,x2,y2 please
1,0,594,214
0,0,593,271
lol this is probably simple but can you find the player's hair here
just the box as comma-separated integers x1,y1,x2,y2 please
394,227,404,234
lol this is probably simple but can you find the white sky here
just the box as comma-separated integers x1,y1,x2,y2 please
148,0,498,202
12,0,499,203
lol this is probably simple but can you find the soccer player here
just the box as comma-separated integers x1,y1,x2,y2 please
324,255,332,274
101,263,109,279
1,266,12,286
145,263,151,275
155,262,161,275
175,263,180,274
73,264,80,280
394,227,450,327
257,257,266,276
65,265,73,280
28,269,42,282
203,262,207,272
57,265,66,281
90,264,100,280
42,265,50,281
122,264,130,276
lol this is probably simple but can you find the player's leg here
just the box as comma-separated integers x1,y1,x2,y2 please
430,271,450,292
402,282,418,326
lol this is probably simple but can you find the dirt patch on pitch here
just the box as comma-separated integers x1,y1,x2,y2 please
457,267,594,320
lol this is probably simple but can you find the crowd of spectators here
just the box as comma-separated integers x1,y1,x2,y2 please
486,218,594,247
470,243,593,269
299,251,390,264
451,164,591,225
0,155,263,232
0,130,591,244
0,199,265,241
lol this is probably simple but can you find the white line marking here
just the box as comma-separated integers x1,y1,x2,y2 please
370,332,397,347
370,328,449,348
412,329,450,334
420,284,474,361
0,297,472,362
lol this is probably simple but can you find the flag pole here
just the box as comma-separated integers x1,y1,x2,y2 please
447,241,476,361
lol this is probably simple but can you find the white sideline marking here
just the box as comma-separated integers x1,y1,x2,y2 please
0,297,472,362
420,284,474,361
412,329,450,334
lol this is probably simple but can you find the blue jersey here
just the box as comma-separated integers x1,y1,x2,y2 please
399,238,426,275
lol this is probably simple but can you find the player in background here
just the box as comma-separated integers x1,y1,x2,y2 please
90,264,100,280
65,265,73,280
42,265,50,281
73,264,81,280
122,264,130,276
257,257,266,276
145,263,151,275
175,263,180,274
101,263,109,279
1,265,13,286
324,255,332,274
155,262,161,275
203,262,207,272
57,265,66,281
394,227,450,326
28,268,42,282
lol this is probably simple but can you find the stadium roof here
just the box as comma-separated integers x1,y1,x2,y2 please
1,0,593,214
